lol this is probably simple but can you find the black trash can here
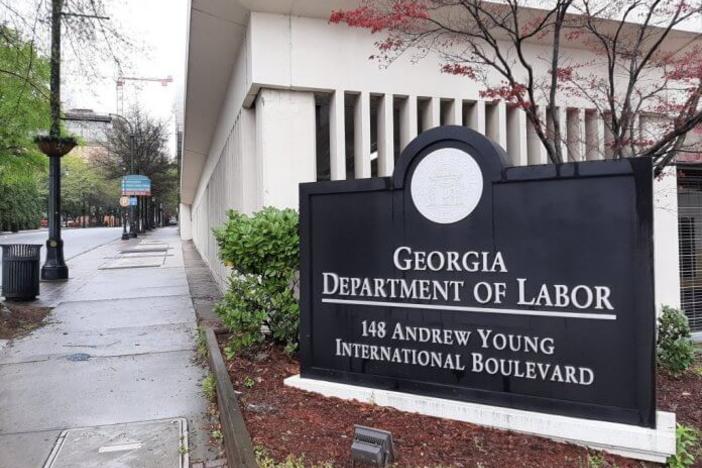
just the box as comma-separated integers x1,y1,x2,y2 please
1,244,41,300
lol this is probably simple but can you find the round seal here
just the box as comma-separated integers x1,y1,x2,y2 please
410,147,483,224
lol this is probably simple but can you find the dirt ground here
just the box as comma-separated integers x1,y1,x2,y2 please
221,337,681,467
0,301,51,339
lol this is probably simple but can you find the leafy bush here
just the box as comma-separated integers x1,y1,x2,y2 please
667,424,699,468
214,207,300,354
657,306,695,376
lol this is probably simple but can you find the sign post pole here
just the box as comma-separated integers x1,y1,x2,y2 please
119,196,130,240
121,175,150,238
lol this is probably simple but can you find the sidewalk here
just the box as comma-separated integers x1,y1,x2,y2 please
0,227,219,467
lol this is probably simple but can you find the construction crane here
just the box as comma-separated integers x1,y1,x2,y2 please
115,75,173,115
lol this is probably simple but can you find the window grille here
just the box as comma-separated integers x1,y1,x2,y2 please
678,167,702,331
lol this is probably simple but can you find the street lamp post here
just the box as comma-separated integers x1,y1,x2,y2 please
128,134,138,238
36,0,75,281
111,114,137,239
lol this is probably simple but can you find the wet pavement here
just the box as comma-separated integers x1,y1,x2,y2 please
0,227,122,285
0,227,217,467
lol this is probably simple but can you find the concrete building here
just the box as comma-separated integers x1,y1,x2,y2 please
63,108,113,163
179,1,698,332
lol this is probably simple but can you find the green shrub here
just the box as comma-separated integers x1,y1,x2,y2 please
213,207,300,354
667,424,699,468
657,305,695,376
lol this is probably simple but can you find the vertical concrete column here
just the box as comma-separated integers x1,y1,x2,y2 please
179,203,192,240
585,110,604,161
255,88,316,209
447,98,462,125
556,107,568,162
627,114,641,157
329,90,346,181
467,100,486,134
654,168,681,311
377,93,395,177
400,95,418,151
240,108,260,213
597,114,607,159
577,109,587,162
566,108,585,162
422,97,441,131
354,91,372,179
527,106,548,165
507,106,528,166
487,101,507,149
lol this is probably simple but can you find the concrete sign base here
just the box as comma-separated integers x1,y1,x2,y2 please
285,375,675,463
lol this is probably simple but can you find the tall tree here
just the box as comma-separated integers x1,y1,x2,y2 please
95,110,178,205
0,26,49,231
331,0,702,173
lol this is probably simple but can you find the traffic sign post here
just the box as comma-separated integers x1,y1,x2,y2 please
121,175,151,197
122,175,149,239
120,196,130,240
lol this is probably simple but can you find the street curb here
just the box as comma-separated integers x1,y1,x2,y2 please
205,327,257,467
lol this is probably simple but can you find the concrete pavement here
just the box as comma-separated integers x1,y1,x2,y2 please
0,227,122,284
0,227,218,467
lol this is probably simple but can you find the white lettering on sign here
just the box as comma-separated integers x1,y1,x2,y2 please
335,320,595,386
320,246,617,319
393,246,507,273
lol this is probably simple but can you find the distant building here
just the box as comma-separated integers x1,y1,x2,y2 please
63,109,112,162
179,2,698,335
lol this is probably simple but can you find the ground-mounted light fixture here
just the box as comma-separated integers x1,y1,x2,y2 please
350,425,394,466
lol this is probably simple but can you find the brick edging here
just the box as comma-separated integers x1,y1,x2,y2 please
205,327,258,467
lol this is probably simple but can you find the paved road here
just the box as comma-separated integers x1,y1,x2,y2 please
0,227,122,283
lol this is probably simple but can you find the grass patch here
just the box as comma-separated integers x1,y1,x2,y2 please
202,373,216,401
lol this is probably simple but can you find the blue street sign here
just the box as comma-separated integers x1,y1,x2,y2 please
129,197,138,206
122,175,151,196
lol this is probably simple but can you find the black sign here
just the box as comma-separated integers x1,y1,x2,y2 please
299,126,655,428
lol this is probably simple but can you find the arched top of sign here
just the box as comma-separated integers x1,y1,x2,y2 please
410,147,484,224
393,126,508,190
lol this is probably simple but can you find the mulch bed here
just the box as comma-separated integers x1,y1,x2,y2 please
0,301,51,339
221,336,667,467
657,355,702,466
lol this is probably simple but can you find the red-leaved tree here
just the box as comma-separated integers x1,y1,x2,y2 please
330,0,702,174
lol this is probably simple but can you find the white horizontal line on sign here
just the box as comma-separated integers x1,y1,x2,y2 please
321,298,617,320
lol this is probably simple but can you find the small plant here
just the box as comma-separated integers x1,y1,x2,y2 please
255,447,333,468
211,429,223,441
196,327,208,361
243,376,255,389
587,452,605,468
214,207,300,355
667,424,699,468
657,306,695,376
202,374,216,401
223,343,237,361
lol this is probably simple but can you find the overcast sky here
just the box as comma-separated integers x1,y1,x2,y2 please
1,0,188,157
63,0,187,157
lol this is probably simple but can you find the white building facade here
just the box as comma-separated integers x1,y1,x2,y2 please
180,1,690,329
